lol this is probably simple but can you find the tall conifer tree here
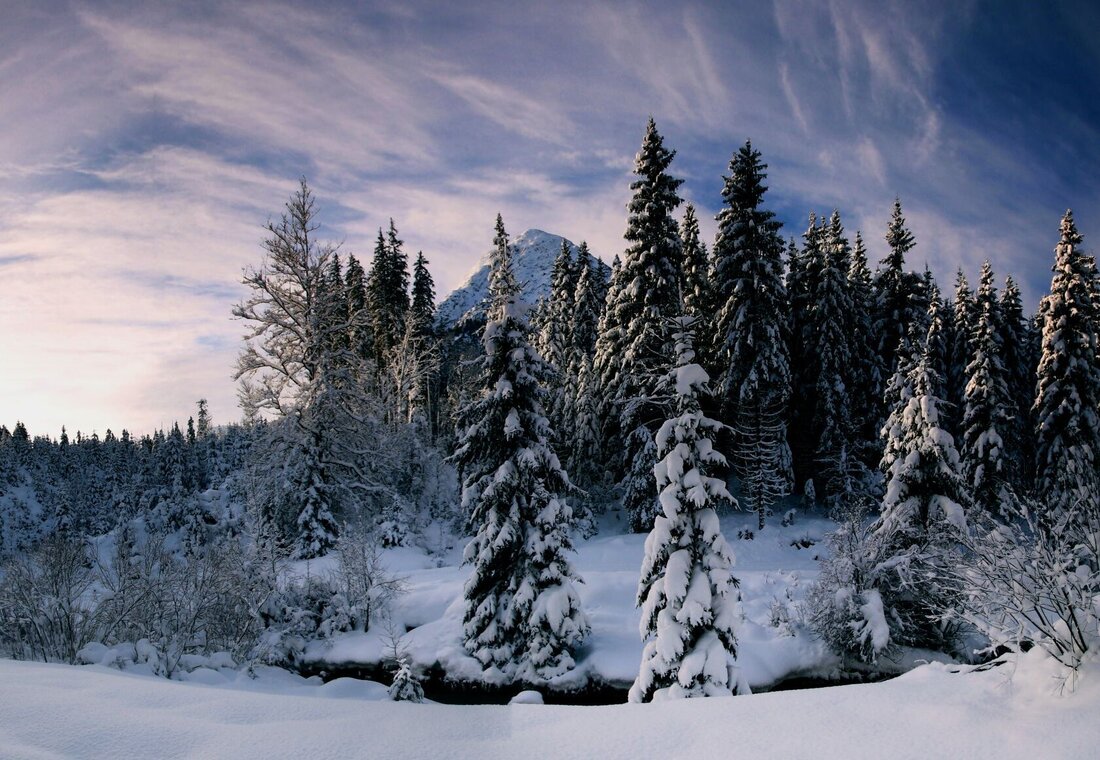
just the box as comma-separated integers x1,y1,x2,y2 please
630,318,742,701
1033,211,1100,529
453,215,588,679
997,275,1033,490
961,261,1011,516
711,141,791,527
873,200,924,399
812,211,857,505
846,231,880,463
593,118,684,531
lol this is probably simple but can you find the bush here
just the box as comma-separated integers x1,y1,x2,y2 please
0,533,98,663
253,528,403,667
808,497,963,664
955,496,1100,689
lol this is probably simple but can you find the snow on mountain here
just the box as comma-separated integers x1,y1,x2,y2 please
436,229,609,328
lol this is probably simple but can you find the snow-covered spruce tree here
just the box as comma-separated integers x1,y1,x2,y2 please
711,141,791,528
535,240,576,371
621,424,662,532
873,314,969,652
1033,210,1100,531
536,240,577,450
388,657,425,702
680,204,711,329
367,219,411,363
410,251,437,341
566,355,603,491
344,253,376,380
786,214,824,488
406,251,439,429
564,243,606,489
569,242,604,365
880,320,968,540
960,261,1012,517
630,317,743,702
811,211,858,506
997,275,1033,491
452,214,588,680
846,231,881,464
922,275,950,404
593,119,684,530
812,319,962,665
873,199,925,404
947,270,977,436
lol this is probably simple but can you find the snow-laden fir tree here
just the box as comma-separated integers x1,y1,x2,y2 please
873,199,925,404
711,141,791,527
593,118,684,530
535,240,576,371
867,314,969,653
811,212,858,506
452,214,588,680
568,242,604,365
879,319,968,542
621,424,662,532
960,261,1012,516
404,251,438,429
787,214,824,487
535,240,577,450
344,253,374,372
680,204,711,328
922,275,950,403
367,219,411,362
947,270,977,435
388,657,424,702
630,317,743,702
564,243,605,489
1033,210,1100,531
997,275,1033,490
566,355,603,490
410,251,436,341
846,231,881,463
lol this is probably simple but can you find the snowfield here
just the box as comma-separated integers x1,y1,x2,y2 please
2,649,1098,759
6,508,1098,758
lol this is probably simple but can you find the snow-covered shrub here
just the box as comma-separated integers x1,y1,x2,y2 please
808,497,965,664
253,574,332,668
0,533,98,663
331,527,404,632
807,501,895,663
802,480,816,509
388,657,425,703
253,532,403,667
128,536,263,677
956,497,1100,688
375,497,413,548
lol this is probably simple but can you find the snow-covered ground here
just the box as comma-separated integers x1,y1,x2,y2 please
305,509,842,692
2,648,1097,759
4,507,1098,758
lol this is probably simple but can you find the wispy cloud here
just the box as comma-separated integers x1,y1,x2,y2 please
0,0,1095,435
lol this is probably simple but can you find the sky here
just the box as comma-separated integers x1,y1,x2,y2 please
1,0,1098,437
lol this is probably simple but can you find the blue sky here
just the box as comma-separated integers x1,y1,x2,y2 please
1,0,1097,436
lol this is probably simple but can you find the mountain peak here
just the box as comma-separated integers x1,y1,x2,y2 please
437,229,607,328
